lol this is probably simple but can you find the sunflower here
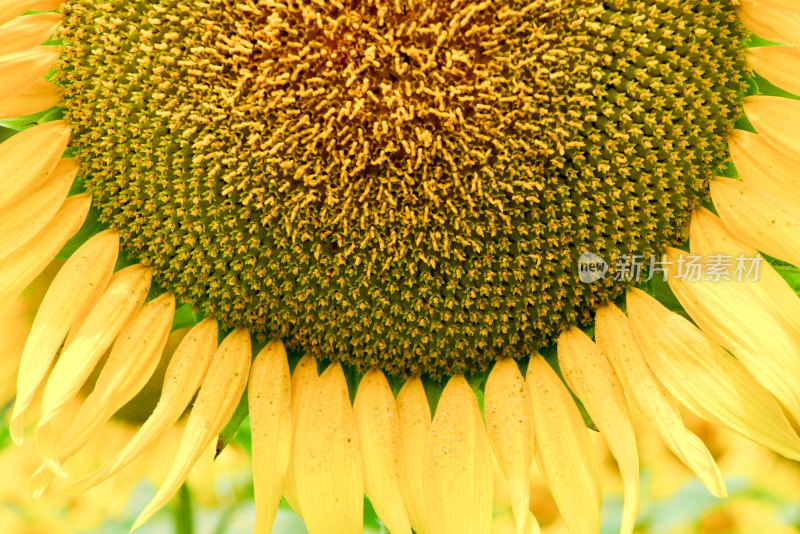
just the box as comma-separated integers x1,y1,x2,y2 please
2,0,800,532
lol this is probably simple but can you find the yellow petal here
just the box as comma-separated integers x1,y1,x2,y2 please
0,120,70,209
9,228,117,445
293,362,364,534
627,287,800,461
353,369,411,534
743,96,800,161
485,358,533,534
728,129,800,205
282,354,317,517
424,375,493,534
38,293,175,475
130,327,251,532
249,340,292,534
0,158,77,260
396,375,432,534
710,177,800,268
526,356,601,534
37,263,151,436
557,327,640,534
0,79,60,119
65,318,219,494
0,47,60,105
594,303,727,498
0,12,61,56
747,46,800,97
0,0,63,26
737,2,800,47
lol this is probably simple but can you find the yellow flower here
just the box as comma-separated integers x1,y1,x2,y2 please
3,0,800,533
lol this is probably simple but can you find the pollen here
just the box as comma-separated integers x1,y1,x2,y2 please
56,0,748,377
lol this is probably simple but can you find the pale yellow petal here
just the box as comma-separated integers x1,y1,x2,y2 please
0,47,60,105
9,228,117,445
557,327,639,534
282,354,317,517
728,129,800,205
0,12,60,56
396,375,432,534
594,303,727,498
353,369,411,534
485,358,533,534
0,120,70,209
130,328,251,532
249,340,292,534
710,177,800,268
0,79,60,119
747,46,800,97
36,263,151,437
0,0,63,26
0,193,89,303
743,96,800,161
527,356,601,534
38,293,175,475
294,361,364,534
627,287,800,461
424,375,493,534
0,159,77,260
66,319,218,494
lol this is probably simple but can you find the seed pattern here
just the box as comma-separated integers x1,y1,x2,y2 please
56,0,748,377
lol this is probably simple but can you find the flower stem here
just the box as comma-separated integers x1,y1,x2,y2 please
172,484,194,534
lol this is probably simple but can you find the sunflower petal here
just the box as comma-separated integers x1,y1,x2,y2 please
353,368,411,534
65,318,219,494
594,302,727,498
9,228,117,445
396,375,432,534
0,12,61,56
527,356,601,534
36,264,151,441
743,96,800,161
747,46,800,97
485,358,533,534
249,340,292,534
737,2,800,47
0,47,60,107
0,120,70,209
627,287,800,461
710,177,800,268
0,0,63,26
283,354,317,517
0,193,90,303
294,361,364,534
424,375,493,534
130,327,251,532
0,158,77,261
38,293,175,475
557,327,640,534
728,129,800,205
0,79,60,119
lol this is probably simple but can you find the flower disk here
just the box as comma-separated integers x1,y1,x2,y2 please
57,0,748,377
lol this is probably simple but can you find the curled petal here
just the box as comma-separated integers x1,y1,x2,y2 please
627,287,800,461
283,354,317,517
131,328,252,531
9,228,117,445
595,303,726,497
557,328,639,534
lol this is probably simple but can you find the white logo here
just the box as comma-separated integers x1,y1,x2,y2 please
578,252,608,283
